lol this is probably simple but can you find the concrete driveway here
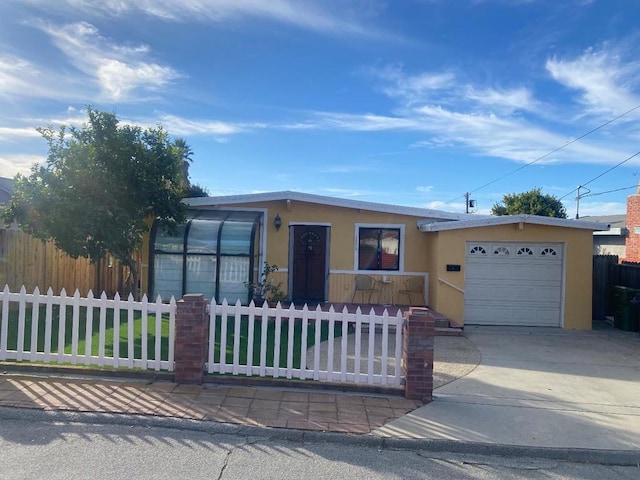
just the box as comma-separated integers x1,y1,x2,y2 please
376,326,640,451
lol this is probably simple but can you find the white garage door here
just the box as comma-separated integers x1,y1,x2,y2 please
464,242,563,327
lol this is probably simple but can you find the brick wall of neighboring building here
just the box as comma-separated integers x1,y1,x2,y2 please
625,188,640,262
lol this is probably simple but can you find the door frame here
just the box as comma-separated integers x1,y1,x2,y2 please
288,223,331,302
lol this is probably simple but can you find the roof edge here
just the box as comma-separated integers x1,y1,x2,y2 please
185,190,470,221
418,214,608,232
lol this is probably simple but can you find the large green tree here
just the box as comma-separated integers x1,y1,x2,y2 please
491,187,567,218
3,108,190,298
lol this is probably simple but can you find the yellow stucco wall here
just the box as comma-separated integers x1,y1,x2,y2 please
193,199,435,304
143,199,594,330
428,223,593,330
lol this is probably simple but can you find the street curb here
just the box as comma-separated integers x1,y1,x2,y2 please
2,406,638,466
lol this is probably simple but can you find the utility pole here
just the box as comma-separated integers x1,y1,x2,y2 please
465,192,475,213
575,185,590,219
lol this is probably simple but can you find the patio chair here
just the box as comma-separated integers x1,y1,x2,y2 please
398,277,425,306
351,275,379,303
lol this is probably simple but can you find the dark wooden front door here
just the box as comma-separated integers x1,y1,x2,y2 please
291,225,328,302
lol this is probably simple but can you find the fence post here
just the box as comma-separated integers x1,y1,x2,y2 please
402,307,435,403
174,294,208,384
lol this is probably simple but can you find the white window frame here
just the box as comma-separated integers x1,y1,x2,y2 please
354,223,405,273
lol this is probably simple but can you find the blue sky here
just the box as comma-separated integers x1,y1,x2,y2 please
1,0,639,217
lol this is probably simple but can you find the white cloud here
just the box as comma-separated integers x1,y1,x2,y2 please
0,54,89,101
425,200,467,212
416,185,433,193
546,47,640,117
0,154,45,177
37,21,182,101
577,201,626,216
0,126,41,141
370,65,455,103
141,113,271,139
19,0,388,39
464,86,538,114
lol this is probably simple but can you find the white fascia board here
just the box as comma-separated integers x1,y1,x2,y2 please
185,190,467,221
418,214,608,232
593,227,627,237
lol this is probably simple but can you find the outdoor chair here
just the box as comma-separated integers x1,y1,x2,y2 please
398,277,425,306
351,275,379,303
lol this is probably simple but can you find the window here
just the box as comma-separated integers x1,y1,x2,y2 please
357,227,400,271
150,211,262,304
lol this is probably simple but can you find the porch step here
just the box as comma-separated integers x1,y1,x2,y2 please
434,317,450,329
360,323,464,336
435,327,464,337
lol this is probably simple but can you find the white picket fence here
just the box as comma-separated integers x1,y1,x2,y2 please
207,299,405,387
0,285,176,371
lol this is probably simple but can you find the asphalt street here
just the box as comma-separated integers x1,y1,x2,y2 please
1,410,638,480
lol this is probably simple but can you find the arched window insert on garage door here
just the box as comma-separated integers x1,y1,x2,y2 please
149,210,262,304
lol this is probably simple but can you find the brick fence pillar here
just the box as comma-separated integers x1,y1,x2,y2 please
174,294,208,384
402,307,435,403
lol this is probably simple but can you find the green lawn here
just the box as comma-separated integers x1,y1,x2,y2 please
2,305,170,361
211,316,345,369
1,307,344,370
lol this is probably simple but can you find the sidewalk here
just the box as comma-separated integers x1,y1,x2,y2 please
0,334,479,434
2,327,639,460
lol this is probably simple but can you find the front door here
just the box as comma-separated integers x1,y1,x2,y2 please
291,225,328,302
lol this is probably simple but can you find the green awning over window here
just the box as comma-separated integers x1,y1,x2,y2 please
150,210,262,303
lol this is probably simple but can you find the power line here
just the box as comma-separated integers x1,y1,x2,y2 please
559,149,640,201
582,184,638,198
443,103,640,206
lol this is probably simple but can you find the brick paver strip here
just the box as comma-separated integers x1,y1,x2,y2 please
281,391,310,402
0,374,425,434
309,393,337,403
227,387,258,398
309,402,337,412
252,389,283,401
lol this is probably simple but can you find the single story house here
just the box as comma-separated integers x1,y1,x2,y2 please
141,191,604,330
582,214,626,256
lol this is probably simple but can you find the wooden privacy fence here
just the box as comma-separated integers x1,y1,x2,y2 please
0,229,140,298
592,255,640,319
207,299,405,387
0,285,175,371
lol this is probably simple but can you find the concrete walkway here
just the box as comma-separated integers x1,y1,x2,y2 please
376,327,640,451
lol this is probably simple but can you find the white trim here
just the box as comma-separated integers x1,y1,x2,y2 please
593,228,627,236
354,223,406,273
418,214,606,232
330,270,427,276
186,190,468,221
289,222,332,227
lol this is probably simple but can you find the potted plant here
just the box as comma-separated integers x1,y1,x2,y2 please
245,262,287,306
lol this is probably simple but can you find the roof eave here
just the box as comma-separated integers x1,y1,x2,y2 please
185,190,467,221
418,214,608,232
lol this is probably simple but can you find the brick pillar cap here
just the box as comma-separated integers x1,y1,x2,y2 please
180,293,205,302
409,307,429,315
